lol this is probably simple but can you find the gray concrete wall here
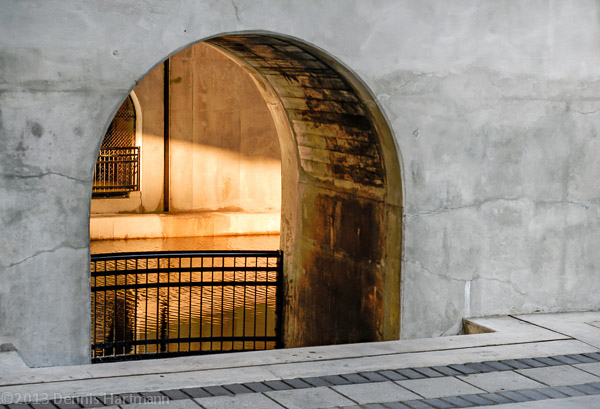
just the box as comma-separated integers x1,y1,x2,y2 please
2,0,600,366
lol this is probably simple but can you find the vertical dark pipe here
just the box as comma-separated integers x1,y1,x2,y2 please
163,59,170,212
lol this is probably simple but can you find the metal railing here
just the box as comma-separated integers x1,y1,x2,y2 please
91,250,283,362
92,147,140,196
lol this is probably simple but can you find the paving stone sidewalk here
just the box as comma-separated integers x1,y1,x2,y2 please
3,352,600,408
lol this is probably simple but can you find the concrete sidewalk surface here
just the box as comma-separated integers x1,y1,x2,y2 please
1,312,600,408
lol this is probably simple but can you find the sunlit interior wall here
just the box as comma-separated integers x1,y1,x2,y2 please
169,44,281,213
91,43,282,237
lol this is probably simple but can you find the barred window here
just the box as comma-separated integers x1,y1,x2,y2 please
93,96,140,196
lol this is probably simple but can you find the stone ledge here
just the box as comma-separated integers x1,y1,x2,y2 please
89,211,280,240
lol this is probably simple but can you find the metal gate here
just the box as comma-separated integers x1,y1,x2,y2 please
91,250,283,362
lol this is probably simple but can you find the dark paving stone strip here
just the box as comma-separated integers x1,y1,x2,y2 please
202,385,233,397
359,371,390,382
512,389,550,401
570,383,600,395
430,366,462,376
401,400,435,408
496,391,531,403
382,403,412,409
552,385,588,397
181,387,211,398
116,393,142,404
461,394,495,406
282,378,312,389
423,398,456,409
243,381,273,392
341,373,371,383
582,352,600,361
476,393,513,404
76,397,104,408
321,375,352,385
464,362,497,373
413,367,444,378
263,380,293,391
30,404,58,409
378,370,408,381
498,359,532,369
396,368,427,379
480,361,513,371
531,356,564,366
536,387,570,399
549,355,582,365
223,384,253,395
565,353,598,363
439,396,477,407
447,364,479,375
382,402,412,409
52,403,81,409
421,398,454,408
8,405,34,409
515,358,546,368
161,389,191,400
139,391,166,399
300,377,331,387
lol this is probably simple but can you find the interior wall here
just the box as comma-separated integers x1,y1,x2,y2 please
91,43,282,217
169,43,282,213
91,64,165,214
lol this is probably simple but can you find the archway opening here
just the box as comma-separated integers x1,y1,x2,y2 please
90,33,402,358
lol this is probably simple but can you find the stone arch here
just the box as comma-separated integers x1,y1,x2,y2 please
96,32,403,348
190,34,404,346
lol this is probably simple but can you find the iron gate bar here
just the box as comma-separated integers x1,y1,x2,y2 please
91,250,283,362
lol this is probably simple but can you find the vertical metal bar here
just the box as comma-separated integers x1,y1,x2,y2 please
253,256,258,350
124,258,128,355
264,257,268,349
221,256,225,351
113,269,117,357
91,261,96,357
145,261,149,354
134,257,138,355
136,147,140,191
189,257,192,352
231,257,236,350
166,257,171,353
200,255,204,351
178,257,181,352
264,257,268,350
242,256,247,351
103,261,107,355
275,251,284,349
210,256,214,351
156,258,160,354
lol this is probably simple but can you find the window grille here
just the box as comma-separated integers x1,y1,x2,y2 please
93,96,140,196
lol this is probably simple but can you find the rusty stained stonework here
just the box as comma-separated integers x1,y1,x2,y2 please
208,35,391,347
208,35,385,197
